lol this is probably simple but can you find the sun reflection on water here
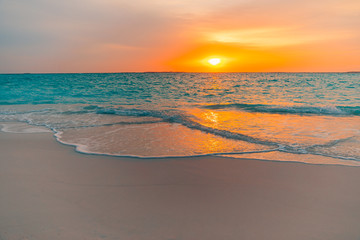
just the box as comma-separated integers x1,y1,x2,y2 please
187,107,360,148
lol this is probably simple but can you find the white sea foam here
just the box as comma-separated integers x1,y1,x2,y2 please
0,122,52,133
1,102,359,166
54,122,273,158
224,151,360,167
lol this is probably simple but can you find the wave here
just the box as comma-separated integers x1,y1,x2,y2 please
3,103,358,119
1,104,359,162
202,103,360,116
0,108,56,115
93,106,360,160
58,120,165,129
94,106,279,146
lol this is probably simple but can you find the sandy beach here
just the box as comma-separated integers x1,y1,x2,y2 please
0,132,359,240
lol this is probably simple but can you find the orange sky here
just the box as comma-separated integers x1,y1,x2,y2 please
0,0,359,73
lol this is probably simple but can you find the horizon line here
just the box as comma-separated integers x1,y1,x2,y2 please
1,71,359,75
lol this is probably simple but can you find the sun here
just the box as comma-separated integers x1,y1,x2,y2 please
208,58,221,66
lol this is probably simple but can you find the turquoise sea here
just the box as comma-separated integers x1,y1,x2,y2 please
1,73,359,165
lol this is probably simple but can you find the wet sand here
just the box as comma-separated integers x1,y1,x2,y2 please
1,132,360,240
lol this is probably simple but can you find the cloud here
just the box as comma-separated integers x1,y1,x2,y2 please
0,0,192,72
0,0,359,72
167,0,360,71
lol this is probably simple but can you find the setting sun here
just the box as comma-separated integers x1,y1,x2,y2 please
208,58,221,66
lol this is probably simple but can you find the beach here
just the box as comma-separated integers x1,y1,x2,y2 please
1,0,359,237
1,131,360,240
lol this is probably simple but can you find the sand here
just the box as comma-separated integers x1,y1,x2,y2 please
1,132,360,240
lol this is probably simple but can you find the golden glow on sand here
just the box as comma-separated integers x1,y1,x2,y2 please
208,58,221,66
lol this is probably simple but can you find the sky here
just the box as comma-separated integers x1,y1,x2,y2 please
0,0,359,73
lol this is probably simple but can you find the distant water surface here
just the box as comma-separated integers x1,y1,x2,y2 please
1,73,359,165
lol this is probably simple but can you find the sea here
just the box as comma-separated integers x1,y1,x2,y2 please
1,72,359,166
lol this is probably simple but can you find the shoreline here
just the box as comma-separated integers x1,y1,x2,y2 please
1,132,360,239
2,121,357,166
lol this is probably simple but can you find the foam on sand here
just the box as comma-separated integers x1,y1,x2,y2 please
0,122,52,133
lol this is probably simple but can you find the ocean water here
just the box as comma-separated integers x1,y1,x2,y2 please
1,72,359,166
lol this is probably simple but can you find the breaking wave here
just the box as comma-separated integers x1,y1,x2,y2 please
202,103,360,116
